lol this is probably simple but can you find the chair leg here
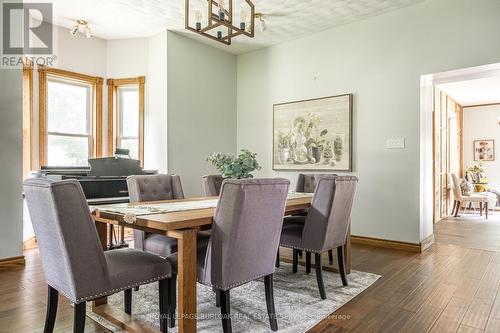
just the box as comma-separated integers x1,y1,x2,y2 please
451,200,457,217
328,250,334,264
292,249,298,273
169,274,177,328
214,286,221,308
158,279,169,333
480,202,483,216
44,285,58,333
124,289,132,314
315,253,326,300
305,252,311,274
337,246,348,286
486,202,489,219
275,247,280,268
73,302,86,333
264,274,278,331
219,289,232,333
454,201,461,217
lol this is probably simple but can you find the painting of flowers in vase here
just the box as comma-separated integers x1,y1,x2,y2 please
273,94,352,171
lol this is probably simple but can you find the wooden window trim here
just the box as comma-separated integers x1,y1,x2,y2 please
107,76,145,163
22,59,34,179
38,66,103,166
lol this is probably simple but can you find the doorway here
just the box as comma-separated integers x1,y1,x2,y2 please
425,66,500,224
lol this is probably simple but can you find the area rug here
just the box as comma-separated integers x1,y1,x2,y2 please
88,263,380,333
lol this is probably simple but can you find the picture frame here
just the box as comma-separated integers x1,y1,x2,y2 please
473,139,495,161
273,94,353,171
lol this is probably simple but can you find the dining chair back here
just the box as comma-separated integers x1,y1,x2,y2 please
200,178,290,290
23,178,174,333
127,174,185,252
202,174,225,196
295,173,337,193
24,178,109,301
302,176,358,252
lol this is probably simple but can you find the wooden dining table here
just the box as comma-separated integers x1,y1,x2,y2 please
91,195,351,333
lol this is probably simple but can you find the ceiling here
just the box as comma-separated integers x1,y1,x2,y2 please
438,76,500,107
29,0,424,54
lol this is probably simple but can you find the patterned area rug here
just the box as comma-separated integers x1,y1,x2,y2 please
88,263,380,333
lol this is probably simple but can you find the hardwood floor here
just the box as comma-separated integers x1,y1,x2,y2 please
1,213,500,333
310,212,500,333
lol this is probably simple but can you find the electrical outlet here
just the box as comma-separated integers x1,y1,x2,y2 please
386,138,405,149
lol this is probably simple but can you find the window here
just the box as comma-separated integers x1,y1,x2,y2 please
117,86,140,159
46,78,91,166
107,77,145,163
39,67,103,167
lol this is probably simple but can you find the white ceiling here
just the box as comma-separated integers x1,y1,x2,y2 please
438,76,500,107
29,0,424,54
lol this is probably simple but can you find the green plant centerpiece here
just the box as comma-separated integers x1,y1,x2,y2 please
207,149,262,179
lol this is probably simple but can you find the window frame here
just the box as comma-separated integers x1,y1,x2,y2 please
107,76,145,163
22,59,34,178
38,66,103,167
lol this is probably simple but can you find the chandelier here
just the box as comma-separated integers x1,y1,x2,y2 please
185,0,255,45
69,19,92,38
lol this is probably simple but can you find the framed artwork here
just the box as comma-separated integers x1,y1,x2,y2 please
474,139,495,161
273,94,353,171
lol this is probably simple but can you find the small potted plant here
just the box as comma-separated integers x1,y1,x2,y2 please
207,149,262,179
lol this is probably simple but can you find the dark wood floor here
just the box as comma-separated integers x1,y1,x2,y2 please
1,212,500,333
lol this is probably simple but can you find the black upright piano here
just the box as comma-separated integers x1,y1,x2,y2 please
33,155,157,248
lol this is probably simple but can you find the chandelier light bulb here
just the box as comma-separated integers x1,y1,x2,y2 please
195,9,202,30
84,26,92,38
219,0,225,21
70,25,79,36
240,10,247,30
259,16,266,32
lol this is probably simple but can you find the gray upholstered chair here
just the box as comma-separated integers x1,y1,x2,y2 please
280,176,358,299
168,178,290,333
23,178,174,333
295,173,336,193
202,174,225,196
127,174,185,256
277,173,337,267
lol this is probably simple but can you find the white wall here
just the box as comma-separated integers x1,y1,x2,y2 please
167,32,237,196
146,32,168,173
0,69,23,259
106,39,149,156
236,0,500,243
463,105,500,185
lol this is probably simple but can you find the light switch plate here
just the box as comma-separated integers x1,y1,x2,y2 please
386,138,405,149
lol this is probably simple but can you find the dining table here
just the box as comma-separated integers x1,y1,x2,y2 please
91,193,351,333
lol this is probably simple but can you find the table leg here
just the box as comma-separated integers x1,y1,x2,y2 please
94,221,108,307
177,229,197,333
345,225,351,275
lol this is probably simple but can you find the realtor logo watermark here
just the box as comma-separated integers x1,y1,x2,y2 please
1,1,56,68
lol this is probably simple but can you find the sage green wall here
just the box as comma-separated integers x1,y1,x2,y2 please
167,32,237,196
236,0,500,243
0,69,23,260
